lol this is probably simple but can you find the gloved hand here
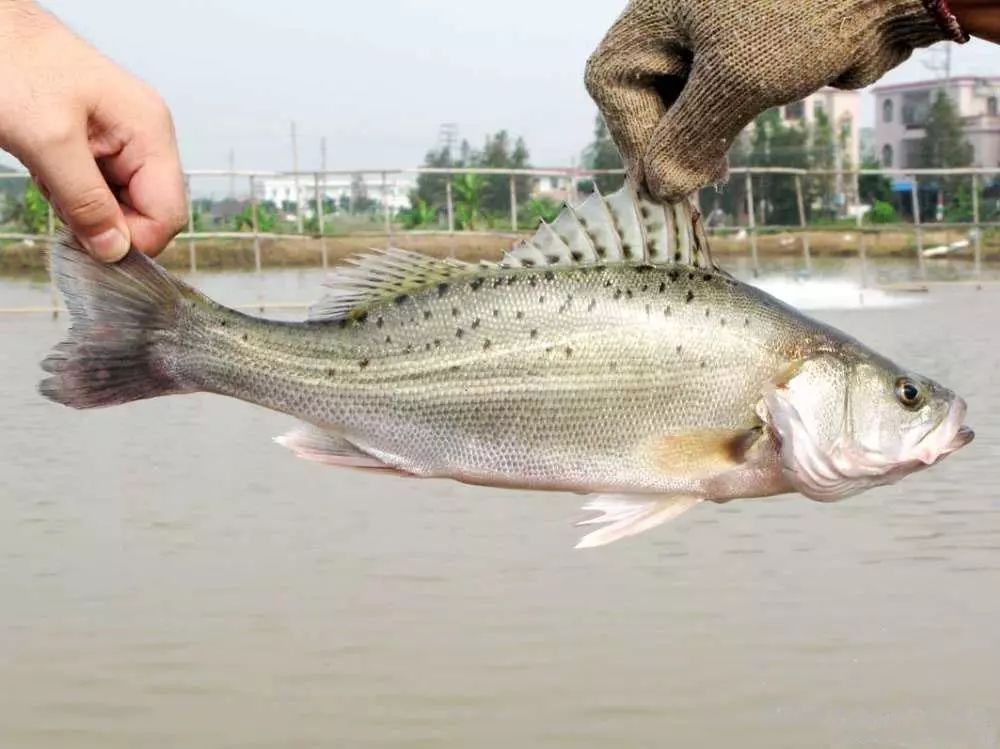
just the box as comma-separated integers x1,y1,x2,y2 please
586,0,967,203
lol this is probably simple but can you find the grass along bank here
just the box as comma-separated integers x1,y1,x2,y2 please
1,227,997,276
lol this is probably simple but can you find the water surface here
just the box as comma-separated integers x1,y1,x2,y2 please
2,261,999,748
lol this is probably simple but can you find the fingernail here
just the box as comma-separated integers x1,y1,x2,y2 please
84,228,130,262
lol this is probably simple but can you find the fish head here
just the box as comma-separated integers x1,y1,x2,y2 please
761,350,973,502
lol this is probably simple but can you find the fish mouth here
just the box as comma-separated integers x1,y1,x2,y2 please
945,425,975,453
917,397,972,465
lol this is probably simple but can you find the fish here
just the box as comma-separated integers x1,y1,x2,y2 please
40,185,974,548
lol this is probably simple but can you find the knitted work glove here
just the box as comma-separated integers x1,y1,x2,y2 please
586,0,967,202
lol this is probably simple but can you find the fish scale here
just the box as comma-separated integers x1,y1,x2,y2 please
40,184,972,548
174,261,807,495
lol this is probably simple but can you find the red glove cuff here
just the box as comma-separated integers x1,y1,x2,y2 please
922,0,971,42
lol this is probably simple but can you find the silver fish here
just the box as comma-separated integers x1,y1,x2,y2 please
41,186,973,548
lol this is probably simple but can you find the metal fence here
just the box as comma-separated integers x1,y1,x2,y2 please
1,165,998,289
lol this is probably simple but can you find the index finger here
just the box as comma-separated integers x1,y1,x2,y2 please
584,5,689,184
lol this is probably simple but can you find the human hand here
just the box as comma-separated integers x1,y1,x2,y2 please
586,0,967,203
952,0,1000,43
0,1,186,261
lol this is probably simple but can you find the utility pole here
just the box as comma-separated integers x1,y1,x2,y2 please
291,121,303,234
945,44,952,91
319,136,327,217
227,148,235,199
438,123,459,155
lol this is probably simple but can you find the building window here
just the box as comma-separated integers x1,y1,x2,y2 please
883,98,894,123
784,101,805,120
882,144,894,168
989,96,998,116
902,90,931,127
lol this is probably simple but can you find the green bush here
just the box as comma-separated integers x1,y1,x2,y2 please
521,197,561,229
19,181,49,234
868,200,898,225
400,197,437,229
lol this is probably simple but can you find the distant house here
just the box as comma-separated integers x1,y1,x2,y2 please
872,76,1000,170
256,174,415,214
532,175,573,203
769,87,863,167
207,198,248,225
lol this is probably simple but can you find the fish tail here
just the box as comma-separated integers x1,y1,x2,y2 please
40,231,198,409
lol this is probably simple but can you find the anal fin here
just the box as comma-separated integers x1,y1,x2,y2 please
275,424,394,470
574,494,702,549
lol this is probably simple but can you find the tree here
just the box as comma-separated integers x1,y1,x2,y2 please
581,113,623,194
916,92,973,221
917,92,973,170
415,145,456,212
399,194,438,229
232,201,278,232
414,130,534,223
452,173,485,230
858,156,892,205
478,130,533,215
349,173,376,214
745,109,810,226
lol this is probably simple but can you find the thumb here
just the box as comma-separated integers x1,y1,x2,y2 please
32,132,131,262
641,63,762,203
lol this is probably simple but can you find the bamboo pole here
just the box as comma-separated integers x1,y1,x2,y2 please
745,171,759,277
509,174,518,231
794,175,812,274
972,173,982,283
910,175,925,280
186,176,196,274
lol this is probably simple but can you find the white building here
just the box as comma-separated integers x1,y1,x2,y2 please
532,175,574,202
872,76,1000,170
256,174,415,214
772,87,863,167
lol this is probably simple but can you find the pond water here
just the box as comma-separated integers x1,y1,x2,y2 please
2,258,999,748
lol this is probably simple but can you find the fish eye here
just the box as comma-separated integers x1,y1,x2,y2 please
895,378,923,410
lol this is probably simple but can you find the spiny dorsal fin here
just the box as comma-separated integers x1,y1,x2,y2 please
312,185,721,320
501,185,718,272
308,248,473,321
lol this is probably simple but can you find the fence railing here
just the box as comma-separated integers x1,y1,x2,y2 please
1,165,997,293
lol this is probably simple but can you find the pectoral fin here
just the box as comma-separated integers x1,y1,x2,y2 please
574,494,702,549
646,428,762,480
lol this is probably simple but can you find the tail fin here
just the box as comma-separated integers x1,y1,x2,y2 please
40,231,194,409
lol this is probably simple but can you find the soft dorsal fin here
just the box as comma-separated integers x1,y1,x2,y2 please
501,185,718,271
308,249,473,321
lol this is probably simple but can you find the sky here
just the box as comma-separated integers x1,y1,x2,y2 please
1,0,997,181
